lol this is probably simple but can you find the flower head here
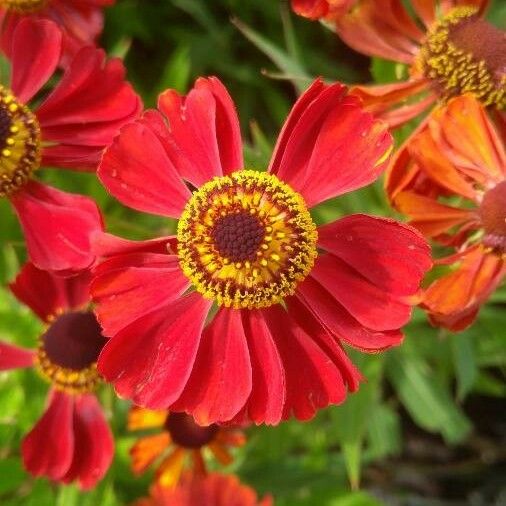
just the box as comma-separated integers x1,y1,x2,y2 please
132,472,273,506
0,0,115,64
0,263,113,489
386,94,506,331
93,76,431,425
296,0,505,128
128,407,245,488
0,18,141,273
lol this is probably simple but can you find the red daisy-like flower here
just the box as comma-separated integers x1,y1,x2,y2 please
133,472,273,506
293,0,505,128
0,263,113,489
386,95,506,331
0,18,141,273
0,0,115,64
93,76,432,426
128,407,246,488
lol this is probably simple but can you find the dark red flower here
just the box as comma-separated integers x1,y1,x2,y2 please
93,77,432,425
0,0,115,65
0,262,113,489
0,18,141,273
133,472,273,506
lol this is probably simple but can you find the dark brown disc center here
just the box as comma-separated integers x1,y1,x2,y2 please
165,412,219,449
41,311,107,370
0,105,12,151
211,211,265,262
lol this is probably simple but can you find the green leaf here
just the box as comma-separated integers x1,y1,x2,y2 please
366,403,401,459
450,332,477,400
158,44,191,94
387,350,471,444
232,17,311,92
0,458,26,495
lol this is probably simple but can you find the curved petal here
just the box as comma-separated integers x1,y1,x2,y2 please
61,394,114,489
9,262,91,322
10,181,103,274
92,253,190,336
309,254,414,331
98,117,191,218
158,76,244,187
296,276,404,352
235,309,286,426
10,18,62,104
262,304,348,421
291,0,330,18
395,191,477,238
317,214,432,296
11,181,103,274
423,246,505,331
36,47,141,171
93,232,177,258
0,341,35,371
130,433,171,475
98,292,212,409
269,80,392,207
22,390,74,481
173,309,252,425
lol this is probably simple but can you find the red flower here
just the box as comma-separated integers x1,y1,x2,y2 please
291,0,356,21
0,263,113,489
0,18,141,273
386,94,506,331
133,472,273,506
0,0,115,64
128,407,246,489
295,0,505,128
93,77,431,425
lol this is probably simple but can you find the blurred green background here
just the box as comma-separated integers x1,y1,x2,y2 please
1,1,505,505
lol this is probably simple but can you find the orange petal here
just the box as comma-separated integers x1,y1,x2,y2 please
215,429,247,448
155,447,186,489
208,441,234,466
128,406,168,431
395,191,476,237
130,433,171,474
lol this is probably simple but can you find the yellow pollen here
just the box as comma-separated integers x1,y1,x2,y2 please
0,86,41,199
0,0,48,12
35,343,101,395
418,7,505,109
177,170,318,309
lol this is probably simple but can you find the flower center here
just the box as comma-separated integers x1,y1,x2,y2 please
0,86,41,199
36,312,108,394
177,170,318,309
0,0,48,12
419,7,505,109
480,180,506,253
164,412,218,449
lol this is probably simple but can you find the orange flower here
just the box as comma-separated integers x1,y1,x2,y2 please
133,472,273,506
296,0,505,128
128,407,246,488
291,0,356,21
386,94,506,331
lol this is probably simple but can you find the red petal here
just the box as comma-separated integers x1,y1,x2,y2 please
310,254,414,331
0,341,34,371
296,275,404,352
10,182,103,274
291,0,329,19
173,309,252,425
10,18,62,104
93,232,177,258
36,47,141,170
98,292,211,409
62,394,113,489
10,262,91,322
22,390,74,481
262,305,348,421
235,309,286,425
92,253,190,336
158,76,243,187
317,214,431,296
269,80,392,207
98,118,190,217
287,297,363,391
